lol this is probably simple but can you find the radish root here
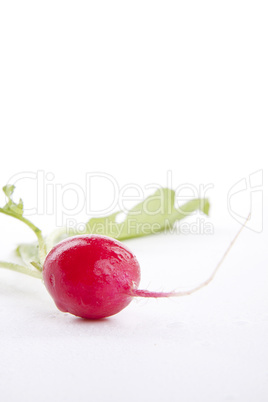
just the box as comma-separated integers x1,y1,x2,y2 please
131,214,251,298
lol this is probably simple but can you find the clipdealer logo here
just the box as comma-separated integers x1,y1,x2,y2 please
5,170,214,235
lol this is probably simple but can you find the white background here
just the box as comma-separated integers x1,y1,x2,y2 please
0,1,267,402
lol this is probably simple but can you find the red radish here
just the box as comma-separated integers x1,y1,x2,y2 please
43,235,141,319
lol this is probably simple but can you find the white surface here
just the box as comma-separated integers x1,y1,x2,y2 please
0,1,267,401
0,227,267,402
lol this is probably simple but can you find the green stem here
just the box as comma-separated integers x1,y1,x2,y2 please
0,208,47,265
0,261,42,279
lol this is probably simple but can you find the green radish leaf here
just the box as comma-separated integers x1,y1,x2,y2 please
107,188,209,241
45,188,210,250
85,188,210,241
16,243,41,269
86,211,121,238
3,184,15,198
2,185,24,216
